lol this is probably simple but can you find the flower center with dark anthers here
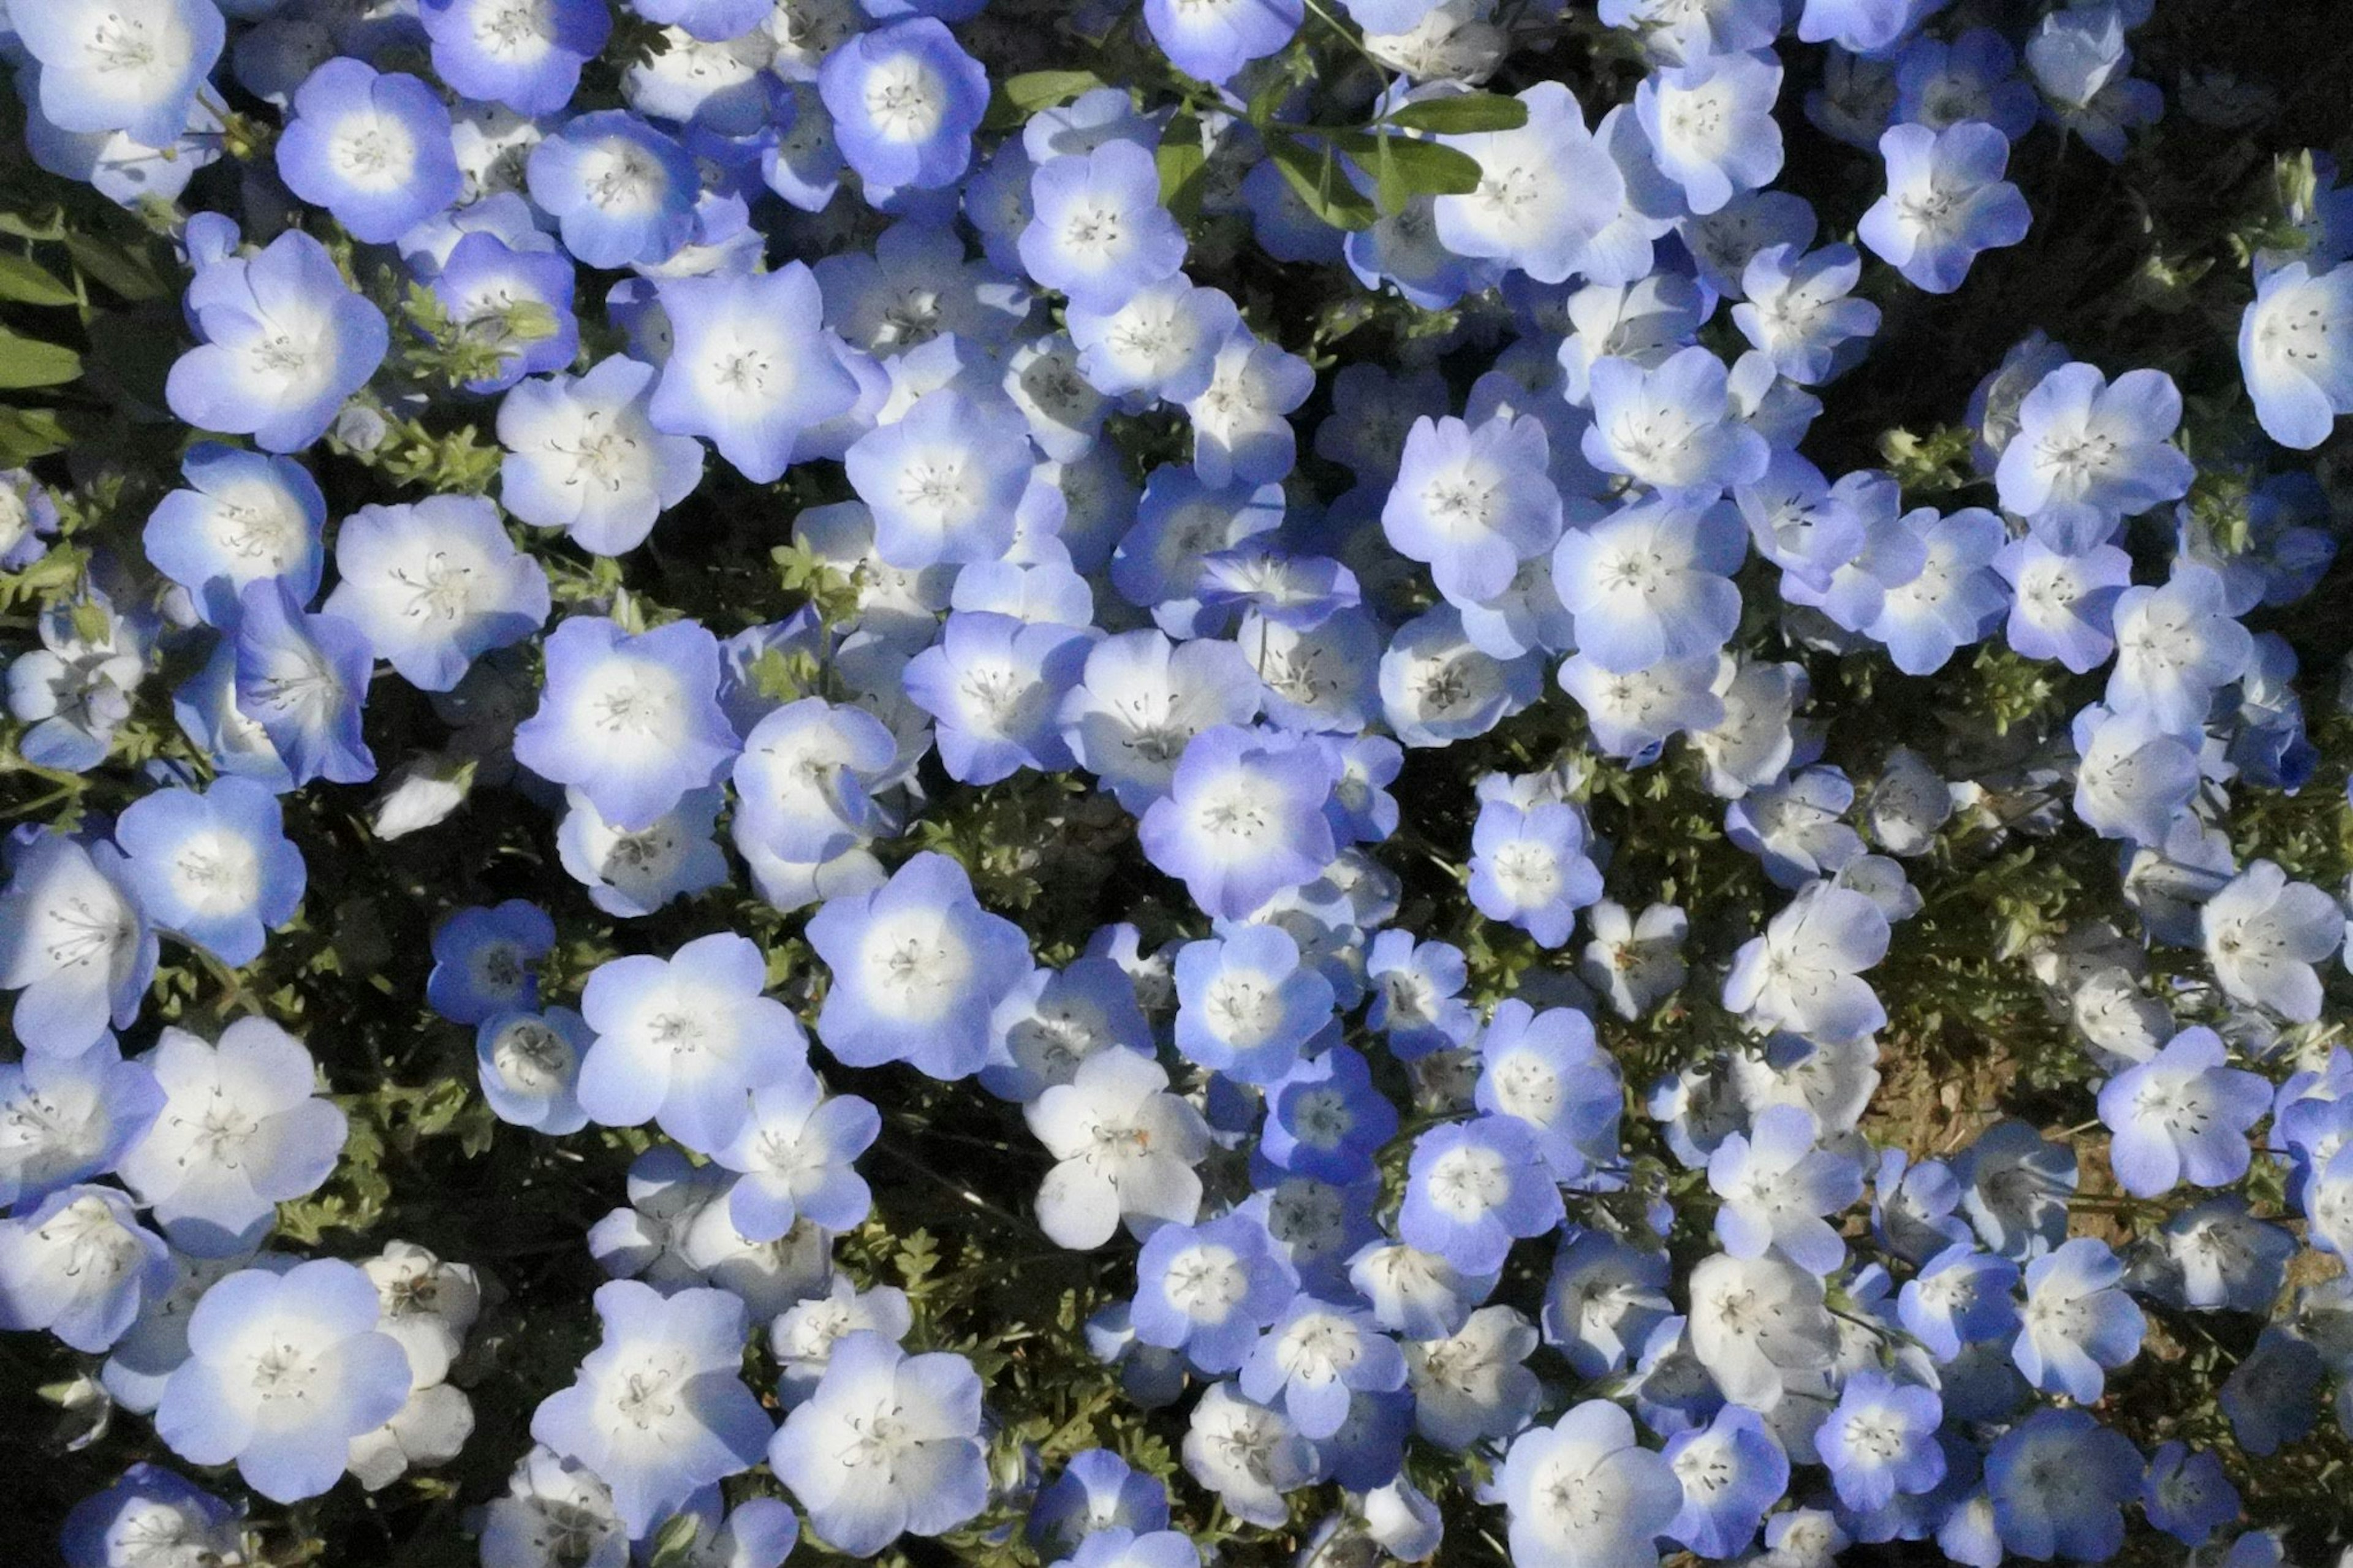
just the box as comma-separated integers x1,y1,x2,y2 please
612,1366,679,1430
648,1012,704,1055
1267,1184,1344,1251
586,148,657,209
390,550,478,622
251,1339,320,1401
42,894,131,972
2257,296,2333,365
607,826,676,871
252,335,316,377
1165,1247,1247,1317
36,1194,136,1282
250,650,345,722
559,412,640,491
1423,475,1495,531
958,666,1023,725
1844,1412,1908,1461
876,290,942,347
171,1089,261,1170
476,0,552,51
1292,1088,1353,1147
843,1403,913,1475
1063,205,1124,255
1543,1470,1607,1530
1490,844,1561,905
214,499,295,561
1427,1146,1509,1218
2027,1289,2090,1338
86,15,159,73
334,127,398,180
1896,189,1958,232
714,350,772,395
591,681,663,732
896,461,970,518
493,1021,572,1092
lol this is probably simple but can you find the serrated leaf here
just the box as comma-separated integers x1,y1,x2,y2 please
0,330,81,390
1382,93,1531,134
0,253,75,306
1268,135,1378,231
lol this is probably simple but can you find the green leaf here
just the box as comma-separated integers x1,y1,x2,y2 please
1268,135,1378,231
0,330,81,390
0,406,68,465
63,232,165,301
0,253,75,306
1156,112,1208,226
646,1512,703,1568
1382,93,1530,134
1327,131,1483,202
990,69,1104,130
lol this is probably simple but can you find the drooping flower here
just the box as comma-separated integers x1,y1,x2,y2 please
231,579,377,787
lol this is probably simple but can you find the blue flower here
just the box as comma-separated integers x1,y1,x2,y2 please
1984,1407,2141,1563
1406,1303,1539,1449
475,1007,591,1135
982,957,1154,1103
1895,1243,2019,1360
577,932,809,1154
2141,1441,2241,1548
2024,4,2161,162
1996,362,2194,551
1542,1232,1672,1380
2218,1325,2321,1458
1258,1045,1396,1183
1399,1116,1564,1275
1029,1450,1170,1560
425,231,579,394
1142,0,1303,85
1858,121,2031,294
904,612,1097,784
230,578,376,787
1021,138,1188,312
141,444,325,629
769,1329,987,1555
1894,28,2040,138
2200,859,2342,1023
421,0,609,115
1993,537,2129,673
426,900,554,1025
275,60,461,244
2013,1236,2143,1403
1059,629,1262,812
1706,1104,1865,1273
2238,260,2353,450
1131,1211,1296,1373
1055,1527,1200,1568
1185,328,1315,488
324,494,549,692
1181,1381,1314,1526
514,616,739,831
1238,1293,1404,1440
1555,497,1748,672
526,110,699,268
1433,83,1623,284
114,777,305,969
0,832,156,1058
2103,562,2252,737
1379,606,1544,748
0,1039,161,1210
649,263,862,484
1582,349,1771,498
1025,1047,1210,1248
1662,1403,1787,1559
1498,1399,1682,1568
820,19,990,191
15,0,225,150
156,1259,414,1503
0,1184,172,1352
1956,1118,2077,1260
1139,726,1338,920
1382,412,1563,605
1819,1369,1945,1513
532,1281,771,1536
1721,882,1889,1043
166,230,389,454
1733,243,1880,385
808,850,1033,1080
1173,923,1335,1084
2097,1026,2270,1197
498,354,706,556
1070,278,1241,404
1474,1001,1621,1182
61,1463,244,1568
1363,930,1476,1059
1725,768,1864,890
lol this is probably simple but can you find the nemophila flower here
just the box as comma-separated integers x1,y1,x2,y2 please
1725,768,1863,891
526,111,698,268
1857,121,2031,294
768,1276,914,1414
0,833,156,1058
499,356,706,556
1030,1453,1172,1561
61,1462,246,1568
1863,506,2006,675
556,785,729,918
1897,1244,2019,1360
1498,1399,1681,1568
1474,1001,1618,1184
1545,1235,1673,1385
904,612,1095,784
2014,1237,2143,1403
1172,924,1335,1084
0,1183,170,1351
1636,49,1784,215
1051,1527,1200,1568
708,1067,877,1243
1363,930,1474,1059
514,616,737,831
1432,82,1623,284
2104,562,2252,736
1021,139,1186,312
1252,1045,1393,1183
1872,1147,1968,1263
2097,1026,2270,1197
477,1447,627,1568
1819,1370,1944,1513
1181,1381,1314,1527
476,1007,591,1135
275,60,460,245
2238,260,2353,449
116,1018,343,1257
1240,1171,1382,1299
577,933,807,1154
323,495,548,693
1233,1293,1404,1442
1006,333,1113,461
2156,1197,2295,1312
648,265,860,486
1957,1119,2076,1260
1139,726,1337,921
1684,1250,1837,1407
819,18,988,191
731,698,899,865
846,388,1035,568
2025,3,2159,162
1994,537,2129,673
1579,901,1688,1020
1706,1104,1863,1274
1582,349,1770,498
2143,1441,2241,1548
15,0,224,150
155,1258,412,1504
808,850,1032,1079
426,900,553,1025
1896,28,2040,137
2202,859,2341,1021
1984,1407,2142,1564
1380,412,1562,605
1732,243,1879,385
1466,801,1603,949
424,232,579,396
1143,0,1302,84
1995,363,2194,550
1069,277,1241,404
1024,1047,1208,1248
2218,1325,2322,1458
1184,329,1314,488
770,1328,985,1554
1723,882,1890,1042
0,1039,161,1210
982,958,1153,1103
142,444,325,631
1736,452,1876,593
1131,1211,1297,1372
230,579,376,787
420,0,608,115
532,1281,770,1537
113,777,303,969
1556,653,1721,765
167,230,389,455
1112,468,1284,635
1663,1403,1787,1559
1058,629,1260,812
1398,1116,1563,1275
1555,496,1748,675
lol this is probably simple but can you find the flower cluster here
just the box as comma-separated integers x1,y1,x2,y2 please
2,0,2352,1564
